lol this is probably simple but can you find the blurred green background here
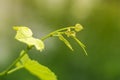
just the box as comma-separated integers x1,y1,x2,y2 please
0,0,120,80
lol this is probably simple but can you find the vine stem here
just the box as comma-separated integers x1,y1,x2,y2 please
0,26,76,76
0,48,29,76
0,27,71,76
41,26,75,41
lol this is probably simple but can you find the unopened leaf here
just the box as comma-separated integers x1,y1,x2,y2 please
13,26,44,51
13,26,33,38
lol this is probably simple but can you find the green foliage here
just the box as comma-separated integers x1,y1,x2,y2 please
15,51,57,80
13,26,44,51
0,24,87,80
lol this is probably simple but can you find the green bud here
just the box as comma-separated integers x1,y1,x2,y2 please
65,30,76,37
75,24,83,32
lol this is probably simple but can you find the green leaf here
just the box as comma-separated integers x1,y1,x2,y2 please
13,26,33,38
13,26,44,51
72,37,87,55
59,34,73,51
16,52,57,80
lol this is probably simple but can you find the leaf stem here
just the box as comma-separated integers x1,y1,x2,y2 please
7,66,24,74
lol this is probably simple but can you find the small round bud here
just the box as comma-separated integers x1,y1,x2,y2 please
75,24,83,32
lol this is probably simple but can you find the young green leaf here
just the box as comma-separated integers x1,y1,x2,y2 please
16,51,57,80
13,26,44,51
13,26,33,39
59,34,73,51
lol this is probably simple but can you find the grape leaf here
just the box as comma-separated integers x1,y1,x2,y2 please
16,51,57,80
13,26,44,51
